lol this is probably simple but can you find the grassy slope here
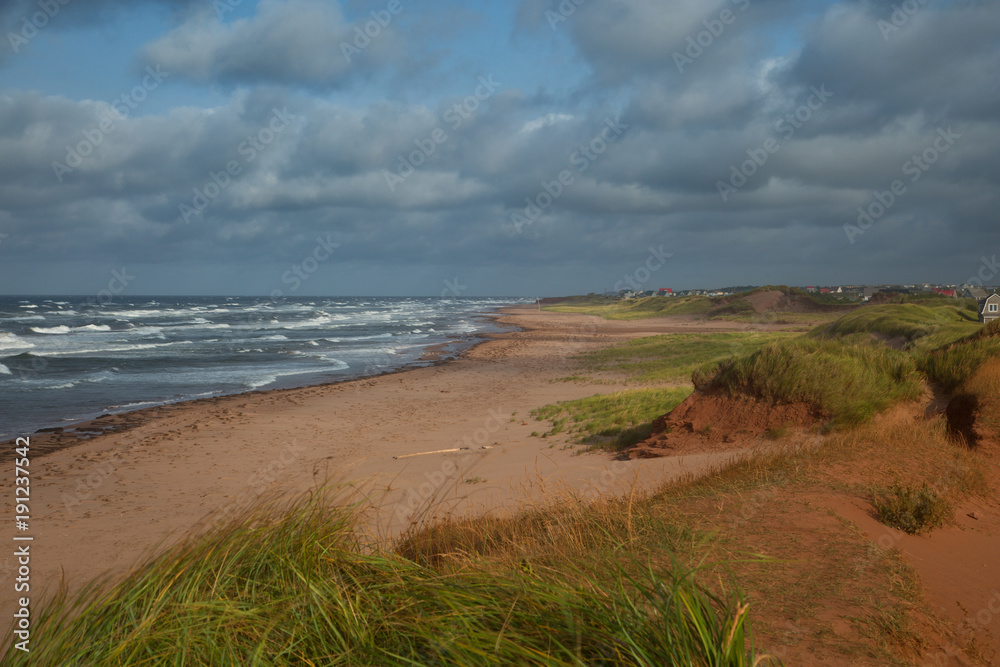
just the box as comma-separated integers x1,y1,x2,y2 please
532,387,693,450
693,338,924,428
921,318,1000,391
401,411,993,665
573,332,797,384
536,332,792,451
5,490,766,666
542,286,857,322
813,302,981,353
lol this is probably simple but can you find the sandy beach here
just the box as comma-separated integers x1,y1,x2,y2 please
3,307,793,628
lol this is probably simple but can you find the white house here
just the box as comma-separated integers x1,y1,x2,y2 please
980,293,1000,324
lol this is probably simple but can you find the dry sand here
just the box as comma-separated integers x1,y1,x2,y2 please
2,307,778,627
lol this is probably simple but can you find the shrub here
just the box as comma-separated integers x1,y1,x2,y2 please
871,482,952,534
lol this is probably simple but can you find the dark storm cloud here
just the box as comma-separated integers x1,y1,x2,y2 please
140,0,407,87
1,0,999,294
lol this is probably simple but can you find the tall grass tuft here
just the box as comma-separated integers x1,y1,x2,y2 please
693,338,923,428
3,489,775,666
532,387,692,450
920,318,1000,392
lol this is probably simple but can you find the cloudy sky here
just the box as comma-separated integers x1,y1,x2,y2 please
0,0,997,296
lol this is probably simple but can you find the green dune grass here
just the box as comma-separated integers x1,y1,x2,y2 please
2,490,769,666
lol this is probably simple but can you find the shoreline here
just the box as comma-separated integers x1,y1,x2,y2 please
2,307,791,631
0,309,518,462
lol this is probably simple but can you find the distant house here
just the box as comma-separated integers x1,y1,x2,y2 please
932,288,957,297
819,288,831,294
980,293,1000,324
657,288,673,296
862,287,881,301
963,287,988,300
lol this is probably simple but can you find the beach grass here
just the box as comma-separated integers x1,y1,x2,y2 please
3,489,771,667
812,302,981,353
920,318,1000,392
531,386,693,450
573,332,795,384
692,338,924,428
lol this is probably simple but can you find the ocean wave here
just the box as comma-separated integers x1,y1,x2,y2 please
48,381,79,390
12,315,45,321
104,309,173,318
0,334,35,350
129,326,165,337
30,325,71,334
18,305,37,309
353,333,394,341
76,324,112,332
31,342,177,356
0,363,11,375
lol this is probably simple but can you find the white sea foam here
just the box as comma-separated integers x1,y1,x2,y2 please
48,381,79,389
76,324,112,332
30,325,71,334
0,334,35,351
0,363,11,375
31,342,177,356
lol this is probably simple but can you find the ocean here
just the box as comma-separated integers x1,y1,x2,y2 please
0,296,529,440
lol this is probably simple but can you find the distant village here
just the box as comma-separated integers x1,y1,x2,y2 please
610,284,1000,324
